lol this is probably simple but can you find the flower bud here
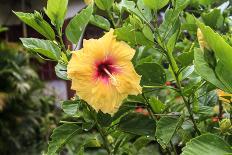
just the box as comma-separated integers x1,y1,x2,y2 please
219,118,232,133
197,28,210,50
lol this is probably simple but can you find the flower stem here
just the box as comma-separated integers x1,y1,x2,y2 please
56,27,66,52
164,47,201,135
86,104,112,154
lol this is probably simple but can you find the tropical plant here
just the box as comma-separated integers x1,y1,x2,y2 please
14,0,232,154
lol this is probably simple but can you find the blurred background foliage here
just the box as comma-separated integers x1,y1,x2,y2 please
0,33,62,155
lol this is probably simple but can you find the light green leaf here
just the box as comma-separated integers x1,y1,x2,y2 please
155,116,184,148
181,133,232,155
201,9,223,29
118,113,155,135
142,25,153,42
197,21,232,70
149,97,166,113
136,62,166,86
194,48,228,92
65,4,93,44
115,24,153,47
55,63,69,80
62,100,79,115
14,11,55,40
143,0,169,10
90,15,110,31
95,0,113,10
44,0,68,28
47,124,82,155
20,38,61,60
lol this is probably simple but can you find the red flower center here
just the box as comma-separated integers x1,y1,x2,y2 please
94,57,119,83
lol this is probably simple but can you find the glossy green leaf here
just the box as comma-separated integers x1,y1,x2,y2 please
66,4,93,44
95,0,113,10
47,124,82,155
45,0,68,28
143,0,169,10
14,11,55,40
181,133,232,155
55,63,69,80
90,15,110,31
156,116,184,148
20,38,61,60
194,48,228,92
136,62,166,86
118,113,155,135
149,97,166,114
62,100,79,115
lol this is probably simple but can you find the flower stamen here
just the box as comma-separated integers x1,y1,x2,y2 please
103,68,118,85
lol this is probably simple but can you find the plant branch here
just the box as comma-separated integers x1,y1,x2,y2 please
86,104,112,154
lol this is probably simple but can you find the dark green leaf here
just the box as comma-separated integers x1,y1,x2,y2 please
14,11,55,40
47,124,82,155
155,116,184,148
20,38,61,60
136,62,166,86
181,133,232,155
118,113,155,135
66,4,93,44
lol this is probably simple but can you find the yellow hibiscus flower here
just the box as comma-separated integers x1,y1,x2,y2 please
67,29,142,114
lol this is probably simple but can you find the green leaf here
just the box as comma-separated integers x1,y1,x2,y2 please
119,0,152,22
115,24,153,47
142,25,153,42
47,124,82,155
133,136,153,151
95,0,113,10
14,11,55,40
44,0,68,28
181,133,232,155
197,21,232,70
136,62,166,86
20,38,61,60
143,0,169,10
90,15,110,31
55,63,69,80
149,97,165,113
118,113,155,135
194,48,228,92
177,50,194,66
201,9,223,29
97,111,112,127
66,4,93,44
62,100,79,115
155,116,184,148
215,61,232,93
